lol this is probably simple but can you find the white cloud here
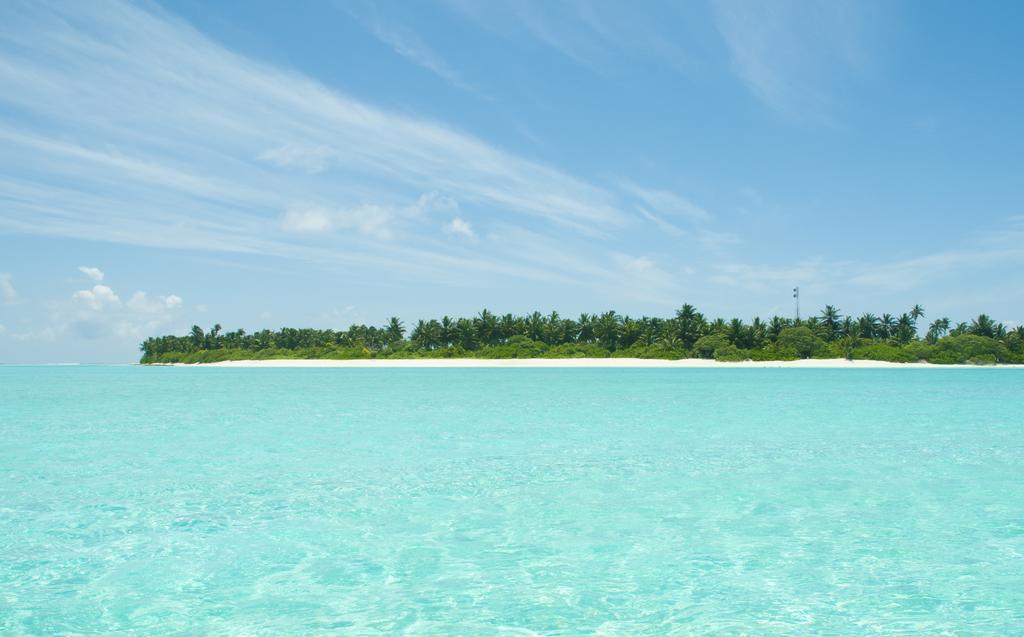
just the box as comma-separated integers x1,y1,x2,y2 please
616,254,658,276
0,324,6,335
337,205,397,240
126,291,183,313
58,281,184,341
412,191,459,215
281,207,334,233
72,284,120,310
444,217,475,238
0,273,15,302
78,266,104,282
281,205,395,240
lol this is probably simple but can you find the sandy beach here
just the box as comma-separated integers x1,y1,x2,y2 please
170,358,1013,369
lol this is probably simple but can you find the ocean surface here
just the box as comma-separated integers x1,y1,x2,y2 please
1,366,1022,635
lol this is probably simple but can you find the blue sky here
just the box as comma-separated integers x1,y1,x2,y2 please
1,0,1023,363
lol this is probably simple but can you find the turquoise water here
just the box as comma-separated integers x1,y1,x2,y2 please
1,367,1022,635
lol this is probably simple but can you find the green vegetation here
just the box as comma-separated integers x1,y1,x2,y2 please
140,305,1024,365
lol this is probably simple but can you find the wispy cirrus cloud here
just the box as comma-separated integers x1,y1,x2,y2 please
441,0,690,73
348,7,486,97
280,191,459,240
709,218,1024,318
257,144,336,174
0,0,631,286
619,181,712,224
711,0,869,122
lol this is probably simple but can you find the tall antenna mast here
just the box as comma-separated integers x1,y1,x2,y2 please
793,287,800,321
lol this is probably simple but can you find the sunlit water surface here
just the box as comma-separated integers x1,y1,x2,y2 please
1,366,1022,635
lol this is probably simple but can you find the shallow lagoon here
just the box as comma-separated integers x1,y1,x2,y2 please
1,366,1022,634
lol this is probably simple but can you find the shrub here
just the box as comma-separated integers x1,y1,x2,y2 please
928,335,1009,364
476,336,548,359
968,354,997,366
852,342,911,363
612,344,688,359
325,347,373,360
437,346,468,358
813,342,844,359
901,341,935,362
543,343,611,358
693,334,730,359
747,346,799,361
714,345,748,362
776,327,825,359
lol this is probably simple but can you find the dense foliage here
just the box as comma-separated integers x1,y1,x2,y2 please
140,304,1024,365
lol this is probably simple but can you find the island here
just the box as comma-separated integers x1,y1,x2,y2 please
139,304,1024,365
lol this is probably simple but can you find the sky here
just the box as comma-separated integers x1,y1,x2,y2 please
1,0,1023,363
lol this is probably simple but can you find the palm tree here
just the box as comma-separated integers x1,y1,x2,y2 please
639,317,660,347
710,317,728,335
411,319,429,348
879,314,896,340
577,313,595,343
501,313,523,343
660,333,682,351
440,316,456,348
455,318,476,349
476,309,498,346
767,316,789,342
894,313,915,345
926,317,951,343
840,316,857,338
838,333,859,360
674,304,705,349
858,313,880,339
726,318,746,347
910,304,925,322
526,312,545,341
544,311,563,345
620,318,642,348
190,325,205,350
819,305,841,341
970,314,996,338
385,317,405,345
593,311,621,350
749,317,767,348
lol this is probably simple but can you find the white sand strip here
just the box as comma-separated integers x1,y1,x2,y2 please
168,358,1017,368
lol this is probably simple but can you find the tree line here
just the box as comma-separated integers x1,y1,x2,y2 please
140,304,1024,364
